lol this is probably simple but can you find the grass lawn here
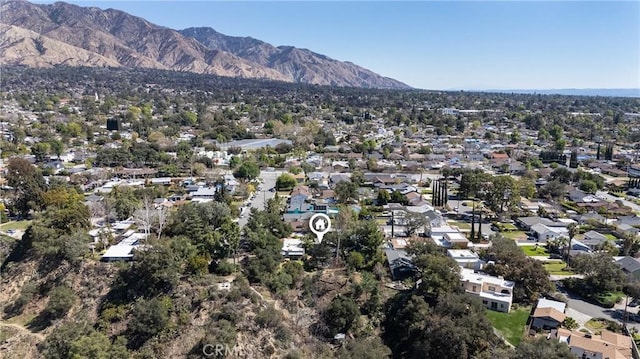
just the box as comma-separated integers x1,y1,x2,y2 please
521,246,549,257
497,223,519,231
0,220,32,232
596,292,625,308
486,307,530,346
502,231,527,241
448,221,471,230
585,318,621,333
543,262,575,275
605,234,618,241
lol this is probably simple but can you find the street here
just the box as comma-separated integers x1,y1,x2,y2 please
237,170,280,228
596,191,640,213
555,281,640,331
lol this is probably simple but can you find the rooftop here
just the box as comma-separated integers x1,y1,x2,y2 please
460,268,515,288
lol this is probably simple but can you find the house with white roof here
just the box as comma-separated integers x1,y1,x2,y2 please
460,268,514,313
430,225,468,248
530,223,568,242
101,231,148,262
281,237,305,258
447,249,484,270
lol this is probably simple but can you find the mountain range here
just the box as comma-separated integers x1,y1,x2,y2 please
482,89,640,98
0,0,410,89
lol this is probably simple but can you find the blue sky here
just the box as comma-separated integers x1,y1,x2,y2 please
34,1,640,90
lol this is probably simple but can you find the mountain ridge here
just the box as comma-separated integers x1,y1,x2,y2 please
0,0,410,89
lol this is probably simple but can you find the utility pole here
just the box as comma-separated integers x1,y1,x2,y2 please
391,211,395,237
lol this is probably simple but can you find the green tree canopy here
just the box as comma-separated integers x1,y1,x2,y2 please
276,173,297,191
233,160,260,182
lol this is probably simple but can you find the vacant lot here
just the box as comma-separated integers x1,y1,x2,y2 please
543,262,575,275
502,230,528,241
486,307,530,346
0,220,31,232
521,246,549,257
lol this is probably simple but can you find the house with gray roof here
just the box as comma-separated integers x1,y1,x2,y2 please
384,248,417,280
616,256,640,280
581,230,611,250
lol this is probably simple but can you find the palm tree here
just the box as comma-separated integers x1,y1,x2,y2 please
622,233,639,257
565,224,578,265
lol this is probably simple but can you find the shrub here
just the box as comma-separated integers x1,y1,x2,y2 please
43,286,76,319
214,260,237,276
127,296,172,349
255,306,284,329
4,282,37,317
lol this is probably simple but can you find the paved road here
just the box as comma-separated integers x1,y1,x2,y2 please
555,281,640,331
237,170,280,228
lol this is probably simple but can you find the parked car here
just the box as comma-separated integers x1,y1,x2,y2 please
6,229,15,235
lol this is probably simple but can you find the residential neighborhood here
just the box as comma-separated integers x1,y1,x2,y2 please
0,65,639,358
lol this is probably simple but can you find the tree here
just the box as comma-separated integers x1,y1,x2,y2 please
336,335,392,359
334,180,359,204
40,321,92,359
323,295,360,336
109,186,140,221
403,211,429,237
571,252,626,293
483,236,553,302
579,179,598,194
6,157,47,216
569,150,578,168
517,177,536,199
31,142,51,162
127,296,172,349
413,254,461,298
133,194,155,240
43,286,76,320
116,244,181,299
49,139,64,159
69,332,128,359
276,173,297,191
341,220,384,269
346,251,365,270
390,190,408,205
301,162,316,177
514,336,575,359
622,233,639,257
377,189,390,205
562,317,579,330
233,161,260,182
538,180,568,200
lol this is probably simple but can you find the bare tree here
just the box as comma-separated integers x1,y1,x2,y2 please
155,205,169,242
404,211,429,237
133,194,154,241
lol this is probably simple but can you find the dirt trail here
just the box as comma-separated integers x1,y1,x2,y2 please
0,322,45,341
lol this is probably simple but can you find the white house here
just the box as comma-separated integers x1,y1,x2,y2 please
460,268,514,313
447,249,484,269
281,237,305,258
530,223,568,242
